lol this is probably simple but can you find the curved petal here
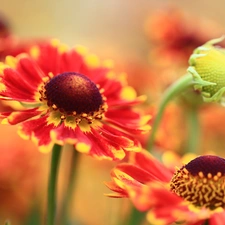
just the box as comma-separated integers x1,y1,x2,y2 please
16,57,46,86
97,124,142,152
18,116,55,152
51,124,93,151
0,68,37,101
85,128,126,160
99,76,123,99
105,158,172,200
105,117,151,134
60,50,88,73
98,125,137,148
112,163,161,185
35,42,61,75
1,108,41,125
104,181,129,198
129,150,173,182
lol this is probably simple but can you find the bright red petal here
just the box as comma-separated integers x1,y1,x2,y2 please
1,108,41,125
16,57,46,87
114,164,162,184
19,116,54,147
0,68,36,101
130,150,173,182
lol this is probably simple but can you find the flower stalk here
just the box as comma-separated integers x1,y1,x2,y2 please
185,106,201,154
124,206,146,225
59,146,80,224
147,73,193,151
47,144,62,225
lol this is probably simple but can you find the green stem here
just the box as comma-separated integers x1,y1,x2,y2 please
124,206,146,225
147,73,193,152
47,144,62,225
185,107,200,154
60,147,80,225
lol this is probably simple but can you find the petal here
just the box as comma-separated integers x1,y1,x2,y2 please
60,49,88,73
112,164,162,184
35,42,61,75
106,108,146,120
108,95,147,107
105,117,151,134
129,182,183,211
86,128,126,160
88,67,109,83
104,181,129,198
105,108,151,134
51,124,92,149
129,150,173,182
0,68,37,101
51,124,125,160
97,124,142,153
1,108,41,125
16,56,46,86
98,125,137,148
99,75,123,99
210,211,225,225
18,116,55,152
36,41,89,76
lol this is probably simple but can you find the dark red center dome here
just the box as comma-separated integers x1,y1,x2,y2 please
45,72,103,114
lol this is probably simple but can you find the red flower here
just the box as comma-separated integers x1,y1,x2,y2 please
0,40,150,160
106,150,225,224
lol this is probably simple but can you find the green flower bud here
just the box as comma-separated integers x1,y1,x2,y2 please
188,36,225,103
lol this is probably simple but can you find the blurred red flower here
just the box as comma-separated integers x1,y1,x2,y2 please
145,8,225,66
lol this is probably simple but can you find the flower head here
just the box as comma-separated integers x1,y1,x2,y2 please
188,36,225,103
106,150,225,224
0,40,150,160
171,155,225,209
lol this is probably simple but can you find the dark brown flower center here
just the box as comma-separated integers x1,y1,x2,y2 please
45,72,103,114
170,155,225,209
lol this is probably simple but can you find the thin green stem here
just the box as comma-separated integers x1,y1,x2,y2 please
47,144,62,225
124,206,145,225
185,107,200,154
60,146,80,225
147,73,193,152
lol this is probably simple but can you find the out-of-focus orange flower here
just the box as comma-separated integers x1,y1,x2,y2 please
113,58,159,98
0,40,150,160
0,125,42,224
199,104,225,156
145,8,224,66
142,103,187,152
106,150,225,225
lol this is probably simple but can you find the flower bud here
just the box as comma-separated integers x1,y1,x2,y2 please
188,36,225,103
